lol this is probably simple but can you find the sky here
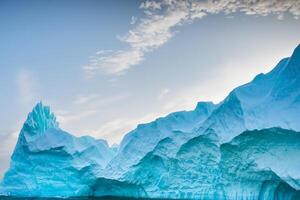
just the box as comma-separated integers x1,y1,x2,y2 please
0,0,300,178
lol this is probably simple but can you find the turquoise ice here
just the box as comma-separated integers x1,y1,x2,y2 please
1,45,300,199
0,103,116,197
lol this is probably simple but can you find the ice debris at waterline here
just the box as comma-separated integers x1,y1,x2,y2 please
1,45,300,199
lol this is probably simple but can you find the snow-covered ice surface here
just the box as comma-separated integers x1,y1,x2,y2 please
1,45,300,199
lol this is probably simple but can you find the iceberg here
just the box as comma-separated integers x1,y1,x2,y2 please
1,45,300,199
0,102,115,197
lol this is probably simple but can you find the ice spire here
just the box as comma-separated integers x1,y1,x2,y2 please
21,102,59,141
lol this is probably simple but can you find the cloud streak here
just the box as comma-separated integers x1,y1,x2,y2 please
57,93,130,125
0,130,19,179
157,88,170,100
84,0,300,76
16,69,39,108
87,111,171,145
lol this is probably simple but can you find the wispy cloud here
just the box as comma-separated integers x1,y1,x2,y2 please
83,0,300,76
84,50,144,75
56,109,98,124
87,112,168,145
57,93,130,125
73,94,100,105
16,69,39,108
157,88,170,100
73,93,130,107
0,130,19,179
130,16,137,25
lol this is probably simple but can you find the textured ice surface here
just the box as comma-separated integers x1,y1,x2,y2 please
97,45,300,198
0,103,115,197
1,45,300,199
105,101,217,178
104,45,300,180
108,128,300,199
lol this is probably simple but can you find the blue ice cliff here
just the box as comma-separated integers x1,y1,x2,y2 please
1,45,300,199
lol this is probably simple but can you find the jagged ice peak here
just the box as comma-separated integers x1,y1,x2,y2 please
22,102,59,141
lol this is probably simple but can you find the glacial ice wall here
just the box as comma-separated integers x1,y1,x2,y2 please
96,128,300,200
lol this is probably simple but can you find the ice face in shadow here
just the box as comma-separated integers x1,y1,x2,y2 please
0,103,115,197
